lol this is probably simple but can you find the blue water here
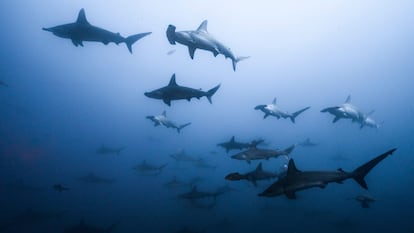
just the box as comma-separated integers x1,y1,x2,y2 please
1,1,414,233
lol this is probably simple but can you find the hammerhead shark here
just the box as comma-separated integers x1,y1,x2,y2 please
255,98,310,123
132,160,167,175
321,95,364,123
225,162,286,186
144,74,220,106
146,110,191,133
348,194,377,208
96,145,124,155
217,136,264,153
43,8,151,53
166,20,249,71
259,148,396,199
231,144,295,164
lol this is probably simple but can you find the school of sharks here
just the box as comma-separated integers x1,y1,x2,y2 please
1,4,410,233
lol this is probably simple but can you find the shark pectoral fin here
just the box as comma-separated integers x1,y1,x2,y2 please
263,114,269,119
333,117,340,123
186,98,191,101
285,191,297,199
163,99,171,106
188,46,196,59
71,39,80,47
318,183,327,188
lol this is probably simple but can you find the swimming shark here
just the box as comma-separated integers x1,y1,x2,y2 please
166,20,249,71
146,111,191,133
0,80,8,87
42,8,151,53
297,138,319,147
217,136,264,153
179,186,223,200
231,144,295,164
96,145,124,155
163,176,201,189
64,220,117,233
132,160,167,175
76,173,114,184
349,194,377,208
52,184,70,192
258,148,396,199
144,74,220,106
192,158,217,170
169,149,202,163
225,162,286,186
254,98,310,123
321,95,364,123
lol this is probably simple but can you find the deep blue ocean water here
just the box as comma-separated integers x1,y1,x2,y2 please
1,1,414,233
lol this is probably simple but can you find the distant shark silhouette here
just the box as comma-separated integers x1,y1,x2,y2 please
259,148,396,199
166,20,249,71
144,73,220,106
132,160,167,175
348,194,377,208
43,8,151,53
255,98,310,123
96,145,124,155
146,110,191,133
52,184,70,192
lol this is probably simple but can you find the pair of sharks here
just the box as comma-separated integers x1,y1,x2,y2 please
43,9,247,70
321,95,381,129
146,110,191,133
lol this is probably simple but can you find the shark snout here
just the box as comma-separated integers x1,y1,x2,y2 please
42,27,52,32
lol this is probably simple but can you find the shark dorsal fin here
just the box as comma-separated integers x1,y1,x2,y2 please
76,9,90,25
272,98,277,105
197,20,208,32
162,111,166,117
230,136,235,143
287,159,300,175
168,74,178,86
345,95,351,103
255,162,263,172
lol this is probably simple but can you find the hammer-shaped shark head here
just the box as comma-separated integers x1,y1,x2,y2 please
144,90,163,99
42,25,72,38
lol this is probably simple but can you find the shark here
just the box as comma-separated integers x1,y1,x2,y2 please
225,162,286,186
321,95,364,123
0,80,8,87
42,8,151,53
231,144,295,164
179,186,223,200
163,176,201,189
255,98,310,123
192,158,217,170
258,148,396,199
217,136,264,153
144,73,220,106
132,160,167,175
297,138,319,147
170,149,202,163
96,145,124,155
52,184,70,192
64,220,117,233
349,194,377,208
76,173,114,184
146,111,191,133
166,20,249,71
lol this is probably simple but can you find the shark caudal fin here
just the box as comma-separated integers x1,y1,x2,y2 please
206,84,221,104
125,32,151,54
352,148,396,189
232,56,250,71
177,122,191,133
289,106,311,123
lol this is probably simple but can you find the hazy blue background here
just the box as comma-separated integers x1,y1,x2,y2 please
1,0,414,232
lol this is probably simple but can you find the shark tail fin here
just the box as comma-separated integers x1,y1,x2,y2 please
177,122,191,133
290,106,311,123
166,25,177,45
352,148,396,189
232,56,250,71
206,84,221,104
125,32,152,54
